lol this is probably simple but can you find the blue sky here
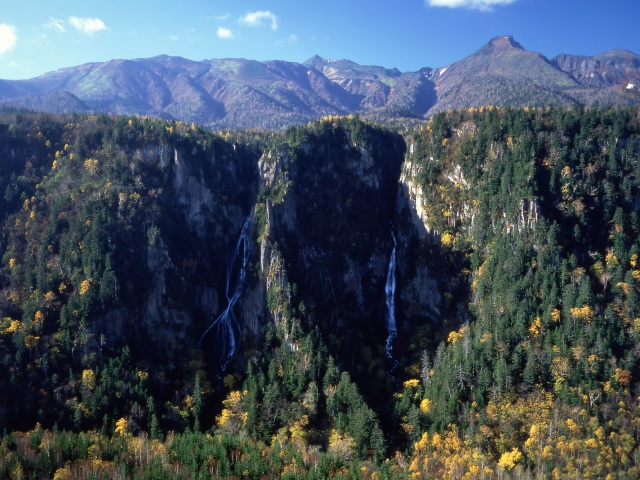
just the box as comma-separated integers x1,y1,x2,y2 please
1,0,639,80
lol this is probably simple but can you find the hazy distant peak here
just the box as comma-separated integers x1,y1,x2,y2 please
142,54,194,64
596,49,640,60
304,54,326,65
304,55,368,70
304,55,341,69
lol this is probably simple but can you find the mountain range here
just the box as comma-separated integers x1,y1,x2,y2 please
1,35,640,129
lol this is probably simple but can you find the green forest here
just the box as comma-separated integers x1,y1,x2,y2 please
1,107,640,478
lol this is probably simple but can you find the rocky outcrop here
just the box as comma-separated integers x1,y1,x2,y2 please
172,147,215,237
253,120,405,380
399,148,434,239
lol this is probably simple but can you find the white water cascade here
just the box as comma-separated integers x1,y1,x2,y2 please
385,230,398,372
198,216,251,371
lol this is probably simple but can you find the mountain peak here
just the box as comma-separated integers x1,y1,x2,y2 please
485,35,524,53
304,54,327,67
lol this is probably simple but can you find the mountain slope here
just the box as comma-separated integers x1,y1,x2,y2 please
1,37,640,128
429,36,580,113
553,49,640,87
1,57,360,129
304,55,436,116
395,105,640,477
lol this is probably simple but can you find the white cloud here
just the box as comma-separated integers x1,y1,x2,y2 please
217,27,234,39
45,18,66,33
239,11,278,31
0,24,17,56
216,14,231,21
426,0,517,11
69,16,107,34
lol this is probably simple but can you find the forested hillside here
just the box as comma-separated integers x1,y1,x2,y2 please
396,106,640,478
2,107,640,478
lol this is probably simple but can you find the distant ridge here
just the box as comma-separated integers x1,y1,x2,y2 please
1,36,639,129
553,49,640,88
428,35,582,114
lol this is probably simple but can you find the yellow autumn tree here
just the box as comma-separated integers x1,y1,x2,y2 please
328,429,356,461
529,316,542,338
84,159,99,174
288,415,309,448
53,466,73,480
403,379,420,389
408,427,493,479
447,326,466,345
419,398,433,414
24,334,40,349
115,417,129,436
498,447,522,471
33,310,44,332
216,390,247,435
79,279,92,296
570,305,594,323
82,369,96,392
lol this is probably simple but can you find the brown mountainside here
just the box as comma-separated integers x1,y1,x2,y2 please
1,36,639,128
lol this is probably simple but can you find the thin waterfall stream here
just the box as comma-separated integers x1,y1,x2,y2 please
385,229,398,373
198,216,251,371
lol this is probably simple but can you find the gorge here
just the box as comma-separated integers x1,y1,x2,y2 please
1,106,640,477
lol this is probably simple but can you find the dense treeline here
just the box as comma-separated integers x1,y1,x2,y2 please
3,108,640,478
0,113,263,436
394,105,640,477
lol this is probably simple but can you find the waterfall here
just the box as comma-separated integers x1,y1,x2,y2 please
198,216,251,371
385,230,398,372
